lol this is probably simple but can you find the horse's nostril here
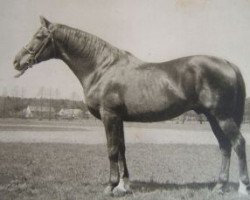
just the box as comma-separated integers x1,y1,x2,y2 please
13,60,18,67
13,59,21,69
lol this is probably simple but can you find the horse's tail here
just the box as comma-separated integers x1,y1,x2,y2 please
230,63,246,128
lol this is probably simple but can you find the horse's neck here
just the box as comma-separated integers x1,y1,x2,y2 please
54,25,123,89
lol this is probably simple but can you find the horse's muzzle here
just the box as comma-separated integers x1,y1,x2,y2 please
13,56,30,78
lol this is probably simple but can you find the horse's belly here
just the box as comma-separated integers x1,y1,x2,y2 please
123,94,187,122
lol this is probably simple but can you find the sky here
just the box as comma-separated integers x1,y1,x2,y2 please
1,0,250,100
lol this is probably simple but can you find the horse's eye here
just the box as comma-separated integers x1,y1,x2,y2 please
36,34,43,39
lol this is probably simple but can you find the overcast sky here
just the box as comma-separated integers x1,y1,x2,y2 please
1,0,250,99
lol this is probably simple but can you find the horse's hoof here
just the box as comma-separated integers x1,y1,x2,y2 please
104,185,114,196
113,185,132,197
125,186,132,194
113,186,126,197
112,178,132,197
238,181,250,195
213,183,227,195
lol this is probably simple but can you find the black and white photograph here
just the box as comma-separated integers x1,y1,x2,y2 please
1,0,250,199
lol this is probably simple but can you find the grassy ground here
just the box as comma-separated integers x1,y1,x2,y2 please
0,143,250,200
0,118,212,130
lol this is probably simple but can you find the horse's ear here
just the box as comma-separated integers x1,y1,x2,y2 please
40,16,51,28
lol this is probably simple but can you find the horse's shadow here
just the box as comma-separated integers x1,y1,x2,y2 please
130,180,238,192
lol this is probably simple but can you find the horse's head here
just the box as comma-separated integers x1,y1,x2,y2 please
13,16,56,77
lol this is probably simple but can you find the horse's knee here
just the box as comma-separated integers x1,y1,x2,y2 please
234,135,246,158
108,146,119,161
235,135,245,147
219,139,231,156
218,119,238,139
220,148,231,158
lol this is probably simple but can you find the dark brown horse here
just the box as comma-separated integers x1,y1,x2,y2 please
14,16,250,196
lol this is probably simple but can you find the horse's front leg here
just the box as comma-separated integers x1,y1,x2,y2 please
113,122,132,196
102,110,131,196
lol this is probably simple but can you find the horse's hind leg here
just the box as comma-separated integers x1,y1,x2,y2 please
234,134,250,195
226,122,250,195
211,117,250,195
207,114,232,193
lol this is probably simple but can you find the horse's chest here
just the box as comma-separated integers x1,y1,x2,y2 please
85,94,100,110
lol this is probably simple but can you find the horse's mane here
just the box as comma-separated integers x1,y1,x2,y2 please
55,24,123,58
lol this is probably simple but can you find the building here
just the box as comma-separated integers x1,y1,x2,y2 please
22,105,56,119
175,110,206,124
57,108,84,119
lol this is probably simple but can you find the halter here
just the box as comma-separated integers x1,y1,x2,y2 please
22,27,56,67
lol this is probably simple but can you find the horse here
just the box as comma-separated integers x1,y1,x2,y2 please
13,16,250,196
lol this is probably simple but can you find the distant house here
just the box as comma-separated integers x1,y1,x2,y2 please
175,110,206,124
57,108,84,119
22,105,56,119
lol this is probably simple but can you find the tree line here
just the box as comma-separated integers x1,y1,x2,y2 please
0,96,87,118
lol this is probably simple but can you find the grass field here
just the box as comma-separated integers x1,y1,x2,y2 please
0,119,250,200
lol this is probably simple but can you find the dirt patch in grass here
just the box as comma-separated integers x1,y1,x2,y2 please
0,143,250,200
